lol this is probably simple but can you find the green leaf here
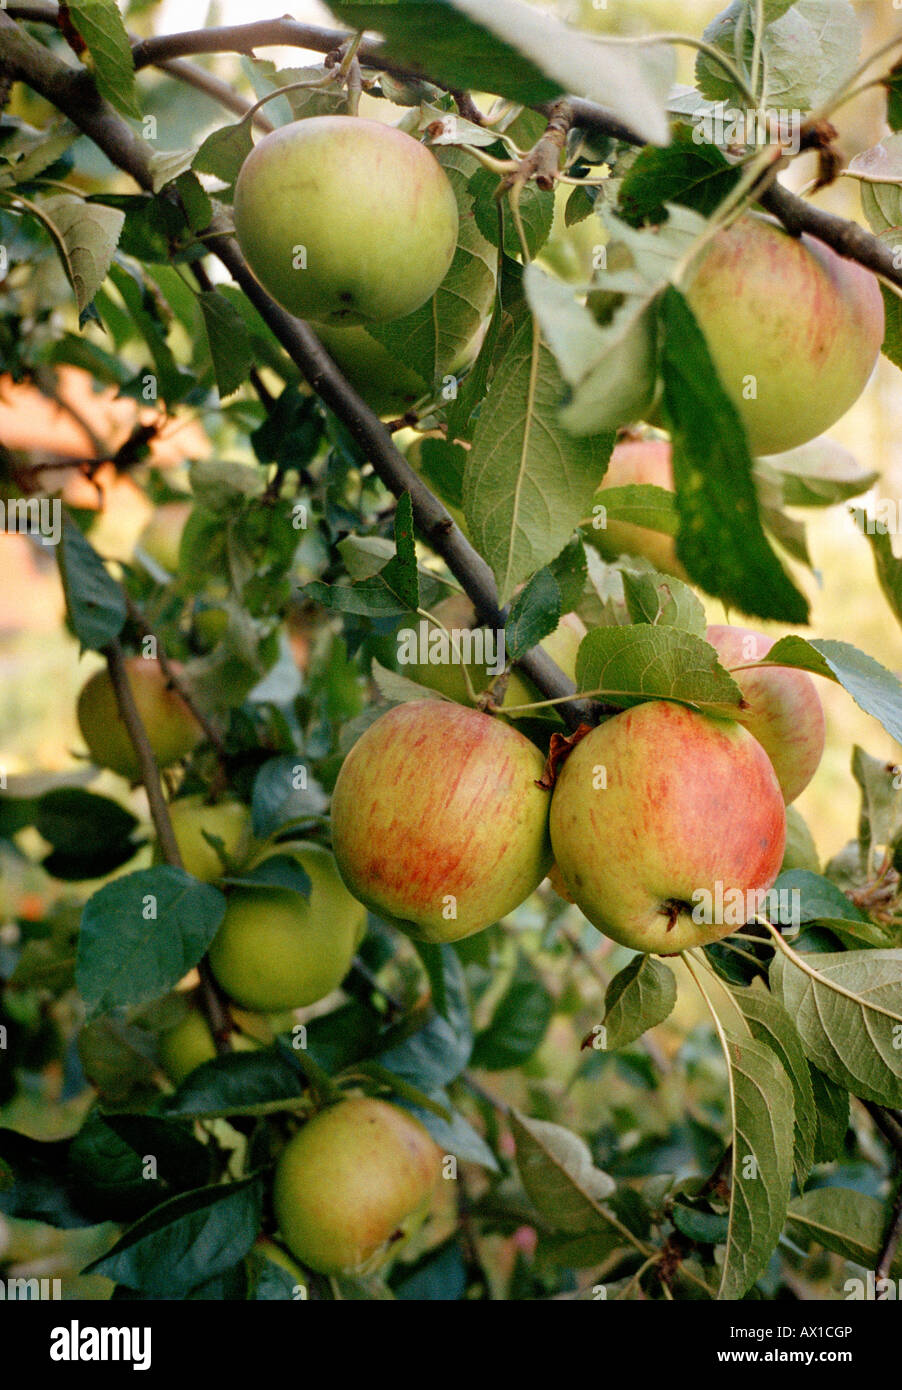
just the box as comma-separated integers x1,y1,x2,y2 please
761,636,902,746
726,979,817,1188
85,1179,263,1295
250,756,328,840
588,482,679,539
855,507,902,626
505,570,562,662
470,165,554,261
770,946,902,1107
787,1186,902,1275
34,787,138,853
471,952,553,1070
463,311,614,603
619,131,741,227
621,568,707,636
697,0,861,112
597,956,677,1052
66,0,141,120
400,1089,498,1169
809,1065,850,1163
197,291,254,401
887,62,902,133
379,492,419,611
758,440,878,508
852,746,902,865
660,285,808,624
193,120,255,185
327,0,671,145
714,1030,795,1300
58,515,127,650
76,868,227,1019
0,119,78,189
162,1049,307,1120
575,625,743,709
511,1111,619,1236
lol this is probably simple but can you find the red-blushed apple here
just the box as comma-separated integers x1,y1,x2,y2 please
706,624,825,804
273,1096,442,1274
76,657,203,781
208,843,366,1011
330,700,553,942
589,437,687,579
233,117,459,325
684,214,884,455
549,700,786,953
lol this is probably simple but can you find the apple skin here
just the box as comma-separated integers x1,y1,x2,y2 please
685,214,884,455
164,795,253,882
208,843,366,1011
590,438,687,579
549,700,786,953
330,700,553,942
314,324,427,417
405,596,585,714
233,117,459,326
136,501,191,575
76,657,203,781
272,1096,442,1275
705,624,825,804
158,1008,260,1085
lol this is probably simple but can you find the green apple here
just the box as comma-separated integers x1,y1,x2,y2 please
705,624,825,804
233,116,459,325
550,700,786,953
404,595,585,715
136,501,192,575
76,657,203,781
331,700,553,942
164,795,253,882
588,437,687,579
314,323,427,417
158,1007,260,1085
208,843,366,1010
781,804,820,874
272,1096,442,1274
684,214,884,455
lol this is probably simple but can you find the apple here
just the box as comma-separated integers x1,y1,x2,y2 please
684,214,884,455
705,624,825,804
272,1096,442,1274
314,323,427,417
404,596,585,714
76,657,203,781
158,1007,260,1085
330,700,552,942
164,795,253,882
589,437,687,579
208,842,366,1011
233,117,459,325
549,700,786,953
135,501,191,575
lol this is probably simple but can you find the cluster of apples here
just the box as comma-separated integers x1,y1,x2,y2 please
331,613,824,954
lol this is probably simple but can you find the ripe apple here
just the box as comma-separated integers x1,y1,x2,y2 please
589,437,687,579
330,700,553,942
76,657,203,781
404,595,585,714
272,1096,442,1274
135,501,191,575
233,117,459,325
684,214,884,455
158,1007,260,1085
549,700,786,953
164,795,253,882
208,843,366,1011
705,624,825,804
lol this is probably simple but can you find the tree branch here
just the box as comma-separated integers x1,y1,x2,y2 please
0,11,587,726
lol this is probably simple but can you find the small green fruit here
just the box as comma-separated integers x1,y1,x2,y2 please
76,657,203,781
273,1096,442,1274
158,1008,260,1085
208,844,366,1010
165,795,253,882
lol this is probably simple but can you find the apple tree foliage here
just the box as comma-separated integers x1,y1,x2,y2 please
1,0,902,1301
